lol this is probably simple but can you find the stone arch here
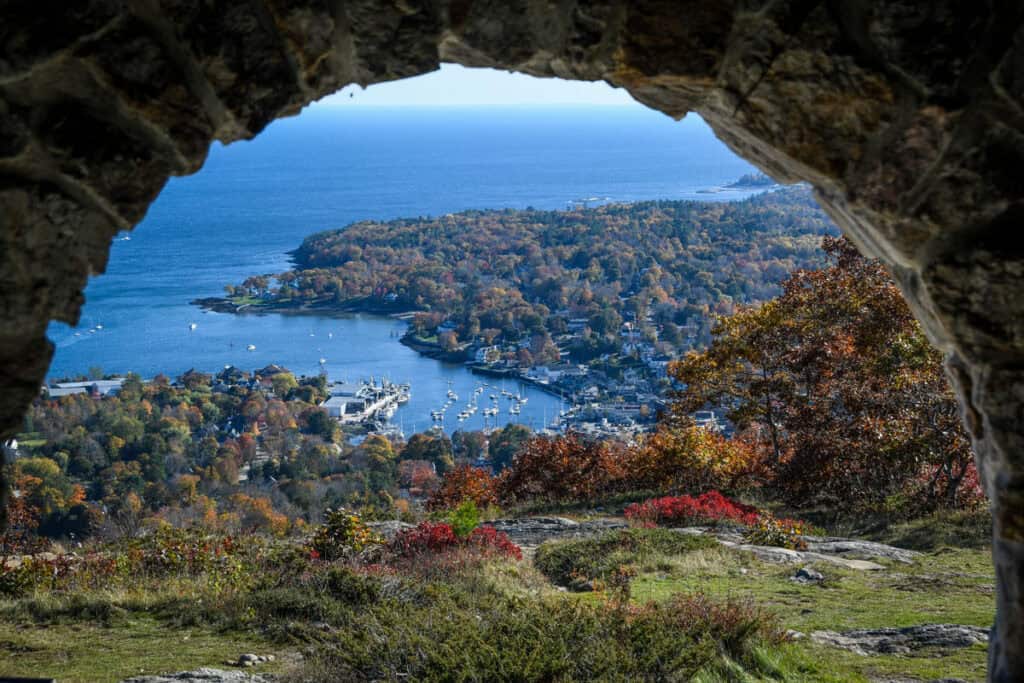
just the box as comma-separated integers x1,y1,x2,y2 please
1,1,1022,678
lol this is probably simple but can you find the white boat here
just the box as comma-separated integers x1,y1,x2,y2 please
247,344,256,351
95,324,103,330
519,397,528,404
189,323,197,331
319,358,327,364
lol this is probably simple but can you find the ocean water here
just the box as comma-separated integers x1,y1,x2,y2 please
47,104,758,433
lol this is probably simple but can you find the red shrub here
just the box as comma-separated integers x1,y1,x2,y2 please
624,491,759,528
388,521,459,557
466,526,523,561
387,521,521,562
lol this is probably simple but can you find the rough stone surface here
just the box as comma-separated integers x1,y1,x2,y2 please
811,624,990,656
722,540,886,571
1,3,1024,679
807,539,920,565
673,527,901,569
119,668,272,683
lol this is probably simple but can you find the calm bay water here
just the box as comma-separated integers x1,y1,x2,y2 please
47,105,757,434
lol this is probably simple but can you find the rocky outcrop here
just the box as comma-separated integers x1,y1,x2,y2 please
2,2,1024,679
487,516,626,550
673,527,915,569
810,624,990,656
808,539,920,565
119,668,272,683
718,538,886,571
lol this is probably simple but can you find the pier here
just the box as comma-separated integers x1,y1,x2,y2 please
320,377,410,425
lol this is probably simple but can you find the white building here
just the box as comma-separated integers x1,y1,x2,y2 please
46,378,127,398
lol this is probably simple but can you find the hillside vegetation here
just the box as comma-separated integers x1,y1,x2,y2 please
227,188,837,352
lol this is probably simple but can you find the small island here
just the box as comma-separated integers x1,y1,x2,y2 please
725,172,777,189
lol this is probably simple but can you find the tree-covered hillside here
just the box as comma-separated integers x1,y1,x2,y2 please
227,188,838,353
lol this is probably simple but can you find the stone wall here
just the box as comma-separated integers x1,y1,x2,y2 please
2,1,1023,679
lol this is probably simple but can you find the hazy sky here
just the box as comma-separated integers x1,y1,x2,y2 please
318,63,639,107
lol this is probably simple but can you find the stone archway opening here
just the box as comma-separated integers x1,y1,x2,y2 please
2,2,1023,679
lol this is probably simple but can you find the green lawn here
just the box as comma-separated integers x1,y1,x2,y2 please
14,432,46,450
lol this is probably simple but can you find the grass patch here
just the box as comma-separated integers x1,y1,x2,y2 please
534,527,717,586
12,431,45,450
871,509,992,551
630,544,994,682
228,295,263,306
0,618,276,683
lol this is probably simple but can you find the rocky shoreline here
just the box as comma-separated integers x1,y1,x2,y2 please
190,296,410,318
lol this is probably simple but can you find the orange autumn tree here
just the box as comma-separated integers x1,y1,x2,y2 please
1,474,48,555
229,493,290,536
671,237,978,512
630,425,764,494
497,432,629,505
426,464,497,511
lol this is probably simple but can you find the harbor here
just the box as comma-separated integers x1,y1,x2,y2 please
425,380,545,434
321,377,411,425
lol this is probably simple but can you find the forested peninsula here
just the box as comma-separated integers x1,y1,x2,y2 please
196,187,839,361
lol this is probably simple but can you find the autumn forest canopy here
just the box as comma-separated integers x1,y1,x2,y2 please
227,187,838,356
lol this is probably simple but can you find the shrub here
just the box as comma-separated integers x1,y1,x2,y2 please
534,528,715,587
309,509,381,561
464,526,522,561
0,562,32,597
624,491,759,528
387,521,521,563
388,521,458,557
124,527,249,581
283,586,780,682
743,514,811,551
447,499,480,539
325,566,381,604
